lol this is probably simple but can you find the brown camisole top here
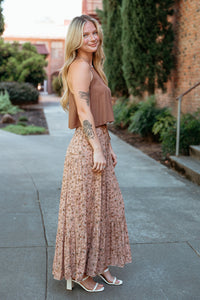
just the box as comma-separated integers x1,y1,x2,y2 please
68,67,114,129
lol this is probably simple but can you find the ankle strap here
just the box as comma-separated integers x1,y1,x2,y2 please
82,275,89,281
103,267,109,273
93,282,98,291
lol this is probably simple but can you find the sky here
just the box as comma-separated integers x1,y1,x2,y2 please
2,0,82,38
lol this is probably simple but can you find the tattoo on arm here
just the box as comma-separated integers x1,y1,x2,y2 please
78,90,90,106
83,120,95,139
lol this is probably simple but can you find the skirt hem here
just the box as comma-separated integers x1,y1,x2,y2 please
52,259,132,281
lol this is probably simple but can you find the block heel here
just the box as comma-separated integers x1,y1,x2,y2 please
66,278,73,290
66,275,104,292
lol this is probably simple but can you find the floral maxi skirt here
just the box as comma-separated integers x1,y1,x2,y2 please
52,125,132,281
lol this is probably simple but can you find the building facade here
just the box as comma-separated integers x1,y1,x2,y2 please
82,0,102,20
155,0,200,114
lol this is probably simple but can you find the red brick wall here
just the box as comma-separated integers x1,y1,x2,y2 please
156,0,200,114
82,0,102,21
48,40,65,92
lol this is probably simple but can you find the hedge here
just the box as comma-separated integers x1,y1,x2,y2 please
0,82,39,105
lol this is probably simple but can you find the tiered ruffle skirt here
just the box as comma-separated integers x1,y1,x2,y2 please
52,126,132,281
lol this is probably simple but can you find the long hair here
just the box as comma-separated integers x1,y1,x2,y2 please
60,15,107,111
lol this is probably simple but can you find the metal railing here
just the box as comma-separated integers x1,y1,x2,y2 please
176,81,200,156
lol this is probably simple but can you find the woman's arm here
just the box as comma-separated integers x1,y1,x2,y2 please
109,142,117,167
68,61,106,173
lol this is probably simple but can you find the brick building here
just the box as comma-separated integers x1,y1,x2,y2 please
155,0,200,114
82,0,102,20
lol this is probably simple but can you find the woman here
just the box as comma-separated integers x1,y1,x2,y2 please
52,14,132,293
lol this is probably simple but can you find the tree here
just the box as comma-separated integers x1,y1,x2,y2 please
121,0,175,96
0,40,47,86
97,0,128,96
0,0,4,36
0,39,16,81
16,43,47,87
17,56,47,87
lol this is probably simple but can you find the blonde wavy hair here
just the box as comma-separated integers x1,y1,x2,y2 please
60,15,107,111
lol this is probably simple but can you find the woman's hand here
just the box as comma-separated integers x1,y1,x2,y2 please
109,143,117,167
92,149,106,173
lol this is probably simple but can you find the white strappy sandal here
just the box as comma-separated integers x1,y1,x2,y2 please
66,275,104,292
98,267,123,285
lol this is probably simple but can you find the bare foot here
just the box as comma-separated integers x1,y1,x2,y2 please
80,276,104,291
101,269,121,284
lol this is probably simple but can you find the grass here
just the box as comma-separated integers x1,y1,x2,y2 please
1,124,46,135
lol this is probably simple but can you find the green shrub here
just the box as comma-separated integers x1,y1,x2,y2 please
52,76,63,96
161,126,176,156
162,112,200,156
152,108,176,140
113,98,127,127
2,124,46,135
113,97,139,128
17,121,27,126
18,116,28,121
0,90,23,114
0,82,39,105
128,95,161,137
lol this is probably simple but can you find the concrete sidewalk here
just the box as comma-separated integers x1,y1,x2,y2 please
0,95,200,300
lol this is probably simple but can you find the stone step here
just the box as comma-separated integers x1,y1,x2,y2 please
169,155,200,185
190,145,200,160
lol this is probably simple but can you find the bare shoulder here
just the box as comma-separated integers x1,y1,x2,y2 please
69,60,91,79
68,60,92,93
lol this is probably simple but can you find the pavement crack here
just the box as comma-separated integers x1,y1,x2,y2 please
35,188,48,247
130,240,190,245
23,166,48,300
187,241,200,258
35,188,48,300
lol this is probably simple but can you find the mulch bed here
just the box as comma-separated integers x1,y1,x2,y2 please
0,107,49,134
108,124,170,168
